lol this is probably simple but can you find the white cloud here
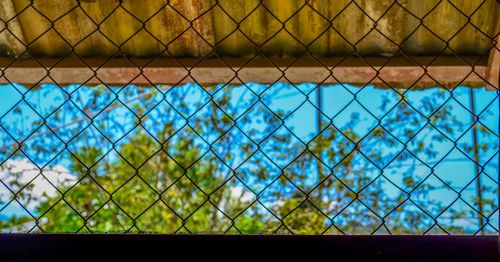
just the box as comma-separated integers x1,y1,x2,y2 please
230,186,255,203
0,158,76,210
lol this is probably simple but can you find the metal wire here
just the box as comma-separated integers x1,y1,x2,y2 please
0,0,498,235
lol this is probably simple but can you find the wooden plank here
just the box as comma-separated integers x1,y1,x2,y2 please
1,0,497,58
486,11,500,90
0,56,490,89
403,0,497,56
0,0,26,57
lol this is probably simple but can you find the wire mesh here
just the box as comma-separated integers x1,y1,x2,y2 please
0,0,498,235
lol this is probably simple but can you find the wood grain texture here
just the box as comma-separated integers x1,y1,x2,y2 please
1,0,496,58
0,56,490,89
0,0,26,57
486,8,500,90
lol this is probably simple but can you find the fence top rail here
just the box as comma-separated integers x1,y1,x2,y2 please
0,56,494,89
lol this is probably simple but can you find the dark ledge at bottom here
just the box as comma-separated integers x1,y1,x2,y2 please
0,234,497,262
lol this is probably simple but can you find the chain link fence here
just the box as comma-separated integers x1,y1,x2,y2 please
0,0,498,235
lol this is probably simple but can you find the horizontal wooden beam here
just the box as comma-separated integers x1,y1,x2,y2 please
0,56,494,90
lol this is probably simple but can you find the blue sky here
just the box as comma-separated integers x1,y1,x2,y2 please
0,82,498,233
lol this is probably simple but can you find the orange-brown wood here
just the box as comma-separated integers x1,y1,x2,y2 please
0,56,489,89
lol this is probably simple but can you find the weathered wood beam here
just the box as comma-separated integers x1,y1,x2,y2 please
486,13,500,90
0,0,26,57
0,56,492,89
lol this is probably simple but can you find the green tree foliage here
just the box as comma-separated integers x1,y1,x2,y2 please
0,85,497,234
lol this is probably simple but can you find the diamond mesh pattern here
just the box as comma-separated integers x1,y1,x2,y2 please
0,0,498,235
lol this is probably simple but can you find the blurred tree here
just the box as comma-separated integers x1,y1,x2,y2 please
0,85,497,234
